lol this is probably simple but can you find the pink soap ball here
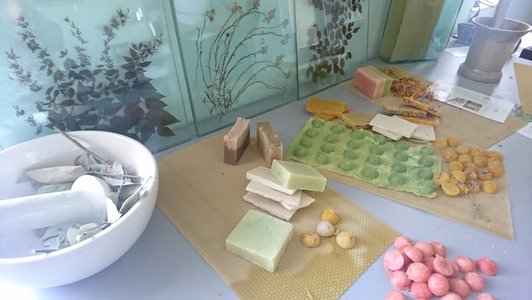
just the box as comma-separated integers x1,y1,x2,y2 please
415,241,435,257
394,235,414,249
403,245,424,263
384,249,406,271
440,292,463,300
455,255,476,273
476,293,497,300
464,272,485,292
450,261,460,278
433,255,455,277
423,256,435,273
411,282,432,299
389,270,412,291
385,290,408,300
431,241,447,257
449,278,471,299
407,262,431,283
476,257,497,276
428,273,450,296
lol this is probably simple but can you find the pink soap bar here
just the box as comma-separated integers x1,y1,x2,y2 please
353,67,385,100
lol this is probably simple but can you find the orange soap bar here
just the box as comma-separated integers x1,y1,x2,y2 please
305,97,349,117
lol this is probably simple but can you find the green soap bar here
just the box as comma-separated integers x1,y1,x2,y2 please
225,210,293,272
271,159,327,192
286,118,441,198
365,65,393,97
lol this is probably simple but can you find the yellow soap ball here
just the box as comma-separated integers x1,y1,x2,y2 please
441,181,460,196
477,168,493,181
481,180,497,194
448,160,464,172
433,138,448,149
463,162,477,171
464,168,478,181
448,136,461,147
336,231,356,250
472,155,487,168
455,144,470,155
466,180,481,193
486,150,504,161
451,170,467,183
457,182,470,195
442,148,458,161
320,208,340,225
302,231,321,248
457,154,473,164
487,163,504,178
433,171,450,185
470,147,486,157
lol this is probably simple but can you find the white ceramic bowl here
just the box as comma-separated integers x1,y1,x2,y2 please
0,131,159,288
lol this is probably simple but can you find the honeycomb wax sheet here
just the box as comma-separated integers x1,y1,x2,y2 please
287,118,441,198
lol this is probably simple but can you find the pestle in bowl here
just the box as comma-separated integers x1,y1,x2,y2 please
490,0,511,29
0,175,109,234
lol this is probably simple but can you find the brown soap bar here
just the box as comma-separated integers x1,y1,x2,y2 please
256,121,283,167
223,117,250,165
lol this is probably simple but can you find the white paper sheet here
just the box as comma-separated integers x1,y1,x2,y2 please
517,122,532,140
429,81,514,123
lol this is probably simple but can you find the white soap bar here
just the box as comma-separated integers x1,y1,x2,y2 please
372,126,403,141
411,124,436,142
369,114,417,138
243,192,297,221
225,209,293,273
246,180,302,207
246,166,297,195
279,191,315,211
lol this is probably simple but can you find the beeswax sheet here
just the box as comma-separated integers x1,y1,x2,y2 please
342,66,526,149
156,135,399,300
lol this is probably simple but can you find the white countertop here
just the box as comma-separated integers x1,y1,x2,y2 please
19,52,532,300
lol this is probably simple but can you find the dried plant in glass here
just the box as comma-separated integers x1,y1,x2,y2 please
306,0,364,83
6,9,179,143
194,0,292,117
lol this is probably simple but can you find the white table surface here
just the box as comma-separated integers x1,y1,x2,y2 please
18,52,532,300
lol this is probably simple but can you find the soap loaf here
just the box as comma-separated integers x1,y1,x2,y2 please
256,121,283,167
223,117,250,165
353,67,385,100
225,209,293,272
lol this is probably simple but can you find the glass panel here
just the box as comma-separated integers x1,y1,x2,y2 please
174,0,298,136
296,0,369,98
0,0,193,153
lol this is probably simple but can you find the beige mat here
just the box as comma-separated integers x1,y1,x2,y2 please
321,168,513,240
156,135,399,300
341,67,526,149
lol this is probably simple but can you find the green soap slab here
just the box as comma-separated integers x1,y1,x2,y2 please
365,65,393,97
271,159,327,192
287,118,441,198
225,210,293,273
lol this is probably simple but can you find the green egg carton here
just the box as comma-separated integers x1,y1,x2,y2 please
287,117,441,198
